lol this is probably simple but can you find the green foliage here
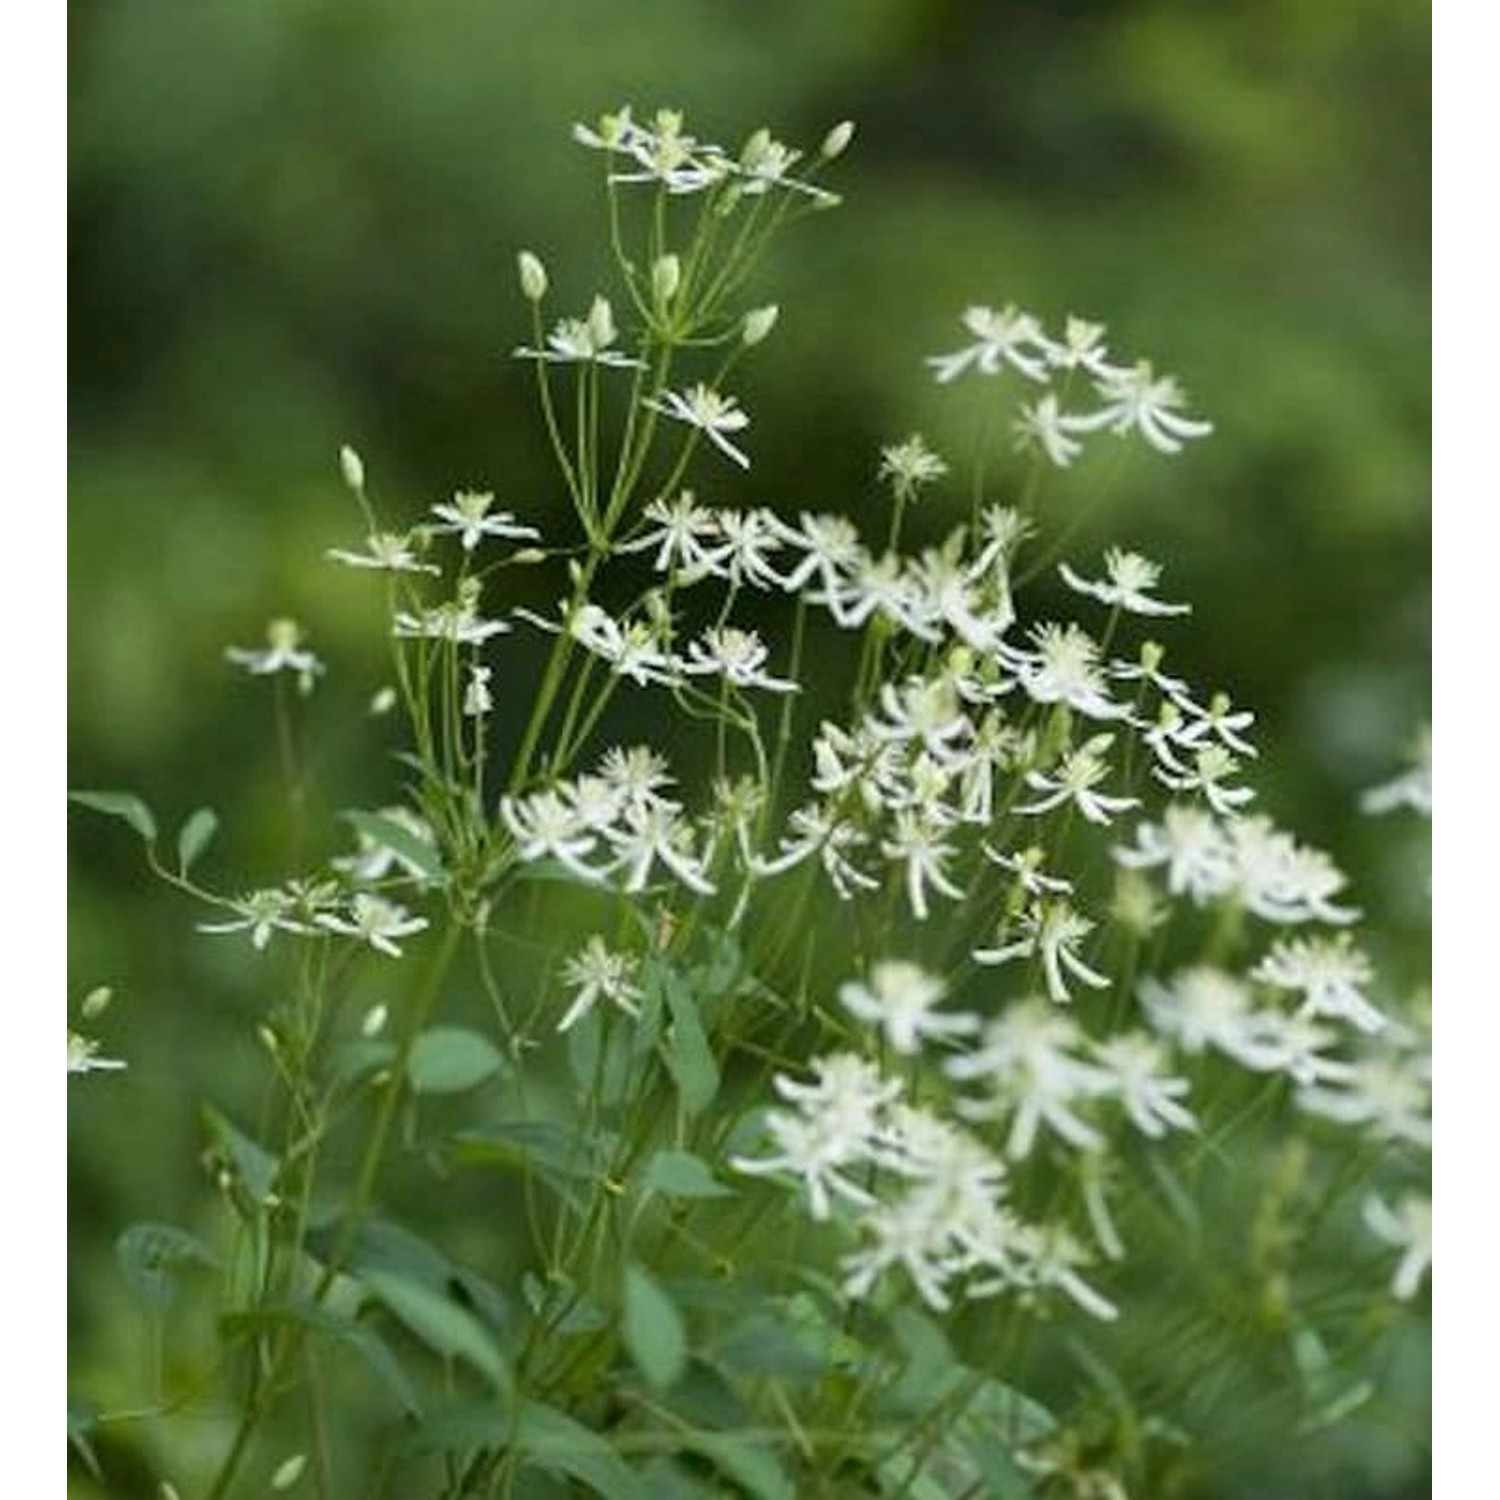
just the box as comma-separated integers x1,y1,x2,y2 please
175,805,219,873
407,1025,505,1094
622,1263,689,1391
115,1222,217,1308
69,788,157,844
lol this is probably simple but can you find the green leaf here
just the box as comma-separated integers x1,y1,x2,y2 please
361,1269,510,1395
175,806,219,873
202,1104,281,1201
67,1401,103,1479
116,1222,217,1308
515,1400,652,1500
622,1262,688,1390
448,1120,611,1182
69,789,157,844
640,1149,734,1200
661,972,719,1116
223,1300,422,1417
342,808,446,881
675,1432,795,1500
408,1027,504,1094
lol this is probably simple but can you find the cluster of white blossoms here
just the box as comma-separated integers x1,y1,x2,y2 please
196,878,428,959
928,307,1214,462
731,1048,1119,1319
499,746,717,898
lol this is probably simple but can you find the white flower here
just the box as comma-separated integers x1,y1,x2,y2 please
1043,316,1120,378
1059,550,1190,617
428,491,540,552
515,601,679,688
1360,726,1432,816
225,618,325,691
1236,1011,1351,1087
687,508,787,591
1090,1034,1196,1138
1154,744,1255,819
1114,805,1235,905
981,844,1074,899
499,790,605,883
1252,935,1385,1033
556,937,643,1031
947,1001,1107,1160
394,581,511,645
644,384,752,469
1175,690,1256,758
973,901,1110,1004
198,888,310,951
1013,394,1085,468
753,803,879,899
1063,360,1214,455
869,677,971,764
842,1196,958,1312
617,491,722,575
927,304,1052,384
609,109,731,195
774,511,867,600
596,744,677,809
68,1031,126,1075
316,894,429,958
1008,1225,1119,1322
838,960,980,1055
327,532,439,575
334,806,439,883
1227,817,1360,926
605,800,716,896
572,106,641,154
681,626,797,693
1363,1193,1431,1300
1297,1050,1430,1147
1017,734,1139,827
732,1053,899,1219
1006,623,1129,721
881,811,966,921
514,296,645,369
1137,967,1271,1065
878,434,949,501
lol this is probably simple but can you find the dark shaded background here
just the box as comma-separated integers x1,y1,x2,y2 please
68,2,1429,1495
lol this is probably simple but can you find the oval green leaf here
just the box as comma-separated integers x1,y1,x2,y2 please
408,1027,504,1094
622,1262,687,1390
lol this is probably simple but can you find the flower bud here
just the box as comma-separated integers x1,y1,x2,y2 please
271,1453,308,1491
82,985,113,1020
820,120,856,160
339,445,365,494
517,250,548,302
651,253,682,306
512,547,547,565
586,295,617,350
1139,640,1165,674
369,685,398,716
742,304,779,346
361,1003,388,1038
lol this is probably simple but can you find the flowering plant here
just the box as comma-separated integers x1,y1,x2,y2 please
69,107,1428,1499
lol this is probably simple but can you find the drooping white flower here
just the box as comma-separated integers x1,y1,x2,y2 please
499,790,606,883
1114,804,1235,905
609,109,731,195
1017,734,1140,826
869,677,972,764
753,803,880,899
1006,623,1129,721
428,491,540,552
225,618,325,691
681,626,797,693
198,888,311,951
684,507,787,591
1226,817,1360,926
605,800,716,896
881,811,966,921
1360,725,1432,817
842,1195,959,1312
1175,690,1257,758
981,844,1074,899
334,806,439,883
1059,550,1190,617
617,491,722,576
774,512,867,598
927,304,1053,384
1252,934,1385,1033
1137,967,1272,1065
1007,1225,1119,1322
68,1031,126,1075
1154,743,1256,819
1063,360,1214,455
947,1000,1108,1159
1297,1049,1431,1147
514,296,645,369
1362,1193,1431,1300
838,960,980,1055
556,937,644,1031
327,532,440,575
973,900,1110,1004
1013,394,1085,468
394,581,511,645
596,745,677,809
316,894,429,958
644,384,752,469
1043,316,1120,378
1090,1033,1196,1139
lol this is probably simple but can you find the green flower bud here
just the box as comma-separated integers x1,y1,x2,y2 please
339,444,365,493
742,304,779,346
820,120,855,160
271,1454,308,1491
586,295,617,350
82,985,113,1020
517,250,548,302
651,253,682,306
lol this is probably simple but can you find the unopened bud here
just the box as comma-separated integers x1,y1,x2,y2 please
512,547,547,565
820,120,856,160
1139,640,1165,673
271,1453,307,1491
361,1004,388,1039
586,296,616,350
369,685,398,716
742,304,779,346
651,253,682,306
339,445,365,493
82,985,113,1021
517,250,548,302
257,1025,279,1057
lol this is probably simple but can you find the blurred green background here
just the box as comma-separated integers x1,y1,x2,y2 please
68,1,1429,1495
